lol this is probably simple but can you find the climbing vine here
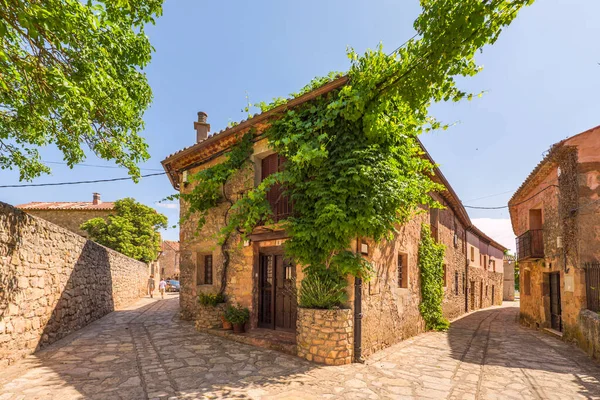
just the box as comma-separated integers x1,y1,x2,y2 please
178,0,533,294
418,224,449,331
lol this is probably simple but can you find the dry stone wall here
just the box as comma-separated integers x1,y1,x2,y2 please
195,304,227,330
0,202,148,366
297,308,353,365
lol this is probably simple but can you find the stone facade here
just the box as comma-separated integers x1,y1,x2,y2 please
357,194,504,358
503,257,516,301
0,202,149,366
163,86,506,362
194,303,227,330
510,126,600,349
297,308,353,365
577,309,600,361
159,241,180,279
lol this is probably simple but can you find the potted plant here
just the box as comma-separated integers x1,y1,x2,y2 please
225,303,250,333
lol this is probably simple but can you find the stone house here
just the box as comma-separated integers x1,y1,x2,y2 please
509,125,600,350
162,77,506,361
159,241,180,280
16,193,114,238
503,254,516,301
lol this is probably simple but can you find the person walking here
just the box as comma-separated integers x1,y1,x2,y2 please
158,278,167,299
148,275,155,298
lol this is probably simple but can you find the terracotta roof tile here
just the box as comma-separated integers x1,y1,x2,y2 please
16,201,115,211
162,241,180,252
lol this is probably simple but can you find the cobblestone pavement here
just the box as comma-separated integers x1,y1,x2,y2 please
2,296,600,399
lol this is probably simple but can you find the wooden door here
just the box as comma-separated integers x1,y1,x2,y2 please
275,256,297,331
470,281,475,310
550,272,562,331
258,254,274,328
258,251,297,331
492,285,495,305
479,281,484,308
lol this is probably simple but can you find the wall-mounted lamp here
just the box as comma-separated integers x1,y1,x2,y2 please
360,242,369,255
243,240,251,247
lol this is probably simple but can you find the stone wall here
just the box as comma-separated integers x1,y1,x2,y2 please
194,303,227,330
576,310,600,361
358,194,504,357
158,243,180,279
18,209,113,238
179,149,256,321
297,308,353,365
503,260,515,301
0,202,148,366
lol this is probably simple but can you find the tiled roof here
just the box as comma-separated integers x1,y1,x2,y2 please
162,241,180,252
16,201,115,211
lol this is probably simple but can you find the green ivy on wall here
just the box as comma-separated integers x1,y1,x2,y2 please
175,0,533,296
418,224,449,331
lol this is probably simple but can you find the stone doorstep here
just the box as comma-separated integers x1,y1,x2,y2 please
543,327,564,339
205,328,297,356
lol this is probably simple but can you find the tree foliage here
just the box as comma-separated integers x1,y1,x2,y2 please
418,224,449,331
179,0,533,293
80,197,167,263
0,0,163,181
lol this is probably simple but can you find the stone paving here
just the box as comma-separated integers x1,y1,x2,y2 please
1,295,600,399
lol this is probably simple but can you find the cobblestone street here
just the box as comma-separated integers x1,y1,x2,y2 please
1,296,599,399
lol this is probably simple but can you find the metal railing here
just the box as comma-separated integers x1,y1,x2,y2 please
516,229,544,261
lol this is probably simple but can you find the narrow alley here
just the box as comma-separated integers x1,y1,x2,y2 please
1,296,599,399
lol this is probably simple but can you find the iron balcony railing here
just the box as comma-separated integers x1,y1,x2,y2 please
516,229,544,261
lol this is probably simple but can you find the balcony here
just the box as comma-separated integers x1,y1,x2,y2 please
516,229,544,261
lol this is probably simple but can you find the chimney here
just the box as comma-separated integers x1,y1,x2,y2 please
194,111,210,143
92,193,101,205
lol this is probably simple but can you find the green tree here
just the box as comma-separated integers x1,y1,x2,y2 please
81,198,167,263
0,0,163,181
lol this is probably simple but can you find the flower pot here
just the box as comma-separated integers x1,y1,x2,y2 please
221,315,233,330
232,323,245,334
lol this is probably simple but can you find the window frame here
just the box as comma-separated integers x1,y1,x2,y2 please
397,252,408,289
204,254,213,285
523,269,531,296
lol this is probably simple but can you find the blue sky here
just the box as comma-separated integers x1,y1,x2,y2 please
2,0,599,252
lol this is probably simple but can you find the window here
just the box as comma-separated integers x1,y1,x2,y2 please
484,255,488,269
398,253,408,288
523,270,531,295
204,255,213,285
462,273,466,294
455,271,459,295
261,153,292,221
442,264,447,287
284,263,293,280
492,260,496,272
470,246,475,262
485,285,488,297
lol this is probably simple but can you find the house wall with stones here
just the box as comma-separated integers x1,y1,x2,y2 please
159,242,180,279
18,209,113,238
178,143,257,321
342,193,504,358
0,202,149,366
503,258,515,301
510,126,600,346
